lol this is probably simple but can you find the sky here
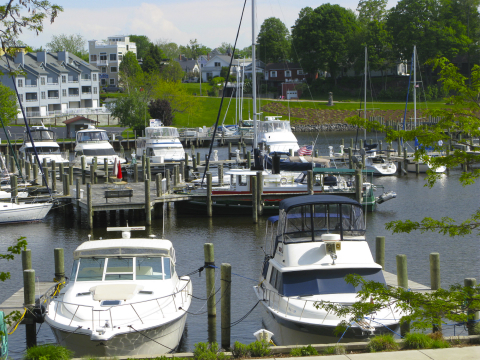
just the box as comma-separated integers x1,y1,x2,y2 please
19,0,400,51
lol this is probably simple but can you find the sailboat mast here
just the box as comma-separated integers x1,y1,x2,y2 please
364,46,367,139
252,0,258,149
413,45,416,129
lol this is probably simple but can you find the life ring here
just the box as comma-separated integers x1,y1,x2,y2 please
280,177,287,185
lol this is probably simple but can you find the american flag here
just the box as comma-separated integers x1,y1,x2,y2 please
298,145,313,156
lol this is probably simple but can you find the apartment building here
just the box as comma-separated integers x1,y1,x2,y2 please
0,48,101,118
88,36,137,88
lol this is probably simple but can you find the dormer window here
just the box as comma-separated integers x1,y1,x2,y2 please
270,71,277,78
214,62,221,67
285,70,291,77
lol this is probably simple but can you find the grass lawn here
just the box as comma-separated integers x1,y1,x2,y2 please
182,83,212,95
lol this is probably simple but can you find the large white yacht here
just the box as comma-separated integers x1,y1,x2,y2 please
257,116,299,153
135,120,185,162
253,195,401,344
19,125,69,165
74,126,126,165
45,226,192,357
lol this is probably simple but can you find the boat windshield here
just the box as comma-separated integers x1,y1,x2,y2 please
278,203,365,242
24,129,56,142
73,256,172,281
76,131,109,142
259,121,290,133
77,148,116,156
25,146,60,154
146,128,179,138
279,268,385,296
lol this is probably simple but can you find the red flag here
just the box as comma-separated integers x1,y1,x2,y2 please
117,160,122,180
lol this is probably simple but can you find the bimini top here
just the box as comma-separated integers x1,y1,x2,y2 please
279,195,360,212
74,239,173,259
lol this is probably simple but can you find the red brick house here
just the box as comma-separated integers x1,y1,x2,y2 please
264,62,315,99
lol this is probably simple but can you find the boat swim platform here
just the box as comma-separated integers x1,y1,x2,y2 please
0,272,429,318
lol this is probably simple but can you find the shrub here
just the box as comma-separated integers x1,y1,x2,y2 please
366,334,399,352
193,342,226,360
403,332,433,349
24,344,73,360
323,345,345,355
232,341,249,358
431,339,450,348
290,345,318,356
247,340,271,357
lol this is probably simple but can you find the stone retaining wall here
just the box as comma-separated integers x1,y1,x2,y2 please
292,123,360,132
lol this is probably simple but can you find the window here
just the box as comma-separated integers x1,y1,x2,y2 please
41,77,46,85
214,62,221,67
41,91,45,100
90,54,97,62
285,70,291,77
61,75,66,83
269,266,278,288
105,257,133,281
118,53,123,61
126,45,129,51
270,71,277,77
62,89,67,97
18,79,23,87
110,67,117,73
19,94,23,102
101,78,106,86
101,67,106,73
93,87,97,94
76,258,106,281
136,257,171,280
110,53,117,61
99,53,107,61
297,70,304,75
92,73,97,81
109,78,115,86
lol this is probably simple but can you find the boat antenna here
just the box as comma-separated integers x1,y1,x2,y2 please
200,0,248,186
4,53,51,195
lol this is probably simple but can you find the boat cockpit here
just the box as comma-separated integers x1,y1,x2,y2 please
76,131,109,143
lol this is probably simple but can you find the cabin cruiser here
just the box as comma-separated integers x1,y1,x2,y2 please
253,195,402,344
19,125,69,165
364,148,397,176
136,120,185,163
257,116,299,153
74,126,126,166
45,226,192,357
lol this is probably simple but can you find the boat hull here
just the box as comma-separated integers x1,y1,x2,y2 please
406,162,446,173
0,202,52,223
48,312,187,357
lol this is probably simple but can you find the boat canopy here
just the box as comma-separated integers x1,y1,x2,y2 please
76,130,109,142
145,127,179,138
24,128,56,142
279,195,360,212
312,168,376,175
258,120,291,132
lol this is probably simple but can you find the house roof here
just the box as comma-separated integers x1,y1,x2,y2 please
266,62,303,71
174,58,198,72
63,116,99,125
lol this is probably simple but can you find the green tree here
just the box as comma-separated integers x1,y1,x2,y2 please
0,83,19,124
237,45,252,59
356,0,388,24
292,4,358,84
45,33,87,60
160,61,183,82
119,51,142,92
110,89,149,132
128,35,151,60
141,44,166,73
257,17,291,63
216,42,234,54
148,99,173,126
156,39,179,60
0,1,63,50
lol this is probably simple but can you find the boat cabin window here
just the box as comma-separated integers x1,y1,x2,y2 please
81,148,116,156
74,256,173,281
269,266,283,293
77,131,109,142
146,128,179,138
259,121,290,132
25,146,60,154
25,130,56,141
279,203,365,242
280,268,385,296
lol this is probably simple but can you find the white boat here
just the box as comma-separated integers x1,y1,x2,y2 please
45,225,192,357
406,157,446,173
74,125,126,166
0,201,52,224
257,116,300,153
364,151,397,176
136,119,185,163
253,195,402,345
19,125,69,165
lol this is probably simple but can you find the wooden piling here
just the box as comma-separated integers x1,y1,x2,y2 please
218,164,224,186
355,169,362,203
24,269,36,348
173,165,178,186
228,143,232,160
221,263,232,349
257,171,263,215
87,183,93,229
25,160,30,180
207,172,212,217
197,152,201,166
90,164,95,184
430,253,440,290
63,174,70,196
145,178,151,226
184,153,190,182
76,178,80,200
396,254,408,289
307,170,314,195
465,278,479,335
59,162,64,181
33,163,38,185
204,243,216,317
252,175,258,223
375,236,385,269
146,157,151,181
180,161,185,183
247,151,251,168
22,249,32,270
104,158,109,183
415,163,420,174
348,148,353,169
192,155,197,172
81,156,86,184
43,158,48,186
10,174,17,199
134,163,138,183
51,160,57,192
165,169,170,194
156,173,162,197
54,248,65,285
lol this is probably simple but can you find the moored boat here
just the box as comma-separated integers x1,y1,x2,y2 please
19,124,69,165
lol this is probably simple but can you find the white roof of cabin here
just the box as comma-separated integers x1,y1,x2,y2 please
75,239,173,252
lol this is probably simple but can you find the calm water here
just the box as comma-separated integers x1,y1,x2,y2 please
1,131,479,357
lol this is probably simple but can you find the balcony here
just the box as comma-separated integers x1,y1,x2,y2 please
25,98,38,102
69,93,79,97
98,60,108,65
25,83,37,87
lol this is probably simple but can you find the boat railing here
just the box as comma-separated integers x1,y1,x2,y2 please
49,277,191,332
259,286,320,320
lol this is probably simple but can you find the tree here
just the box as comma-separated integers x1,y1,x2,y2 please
119,51,142,92
356,0,388,24
110,89,149,132
156,39,180,60
46,33,87,60
141,44,166,73
257,17,291,63
216,42,234,54
0,1,63,51
128,35,151,60
148,99,173,126
292,4,358,84
0,83,20,124
160,61,183,82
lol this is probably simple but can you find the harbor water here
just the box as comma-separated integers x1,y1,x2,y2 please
1,131,479,357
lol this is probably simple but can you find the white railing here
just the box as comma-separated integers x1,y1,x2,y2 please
48,96,59,99
68,80,79,83
25,84,37,87
26,99,38,102
47,82,59,85
82,92,92,95
69,94,79,97
98,60,108,65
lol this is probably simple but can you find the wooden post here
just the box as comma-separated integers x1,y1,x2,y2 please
184,153,190,182
10,174,17,199
397,137,402,156
204,243,216,317
192,155,197,172
76,178,80,200
197,152,201,166
156,173,163,197
206,172,212,217
355,169,362,203
145,178,151,225
430,253,440,290
54,248,65,285
307,170,314,195
415,163,420,174
33,163,38,185
81,156,86,184
62,174,69,196
252,175,258,223
218,164,224,186
24,269,36,348
173,165,178,186
90,164,95,184
247,151,251,168
257,171,263,215
69,165,73,186
180,161,185,183
165,169,171,194
87,183,93,229
142,154,146,181
10,156,14,174
228,142,232,160
396,254,408,289
43,158,48,186
221,263,232,350
51,160,57,192
59,162,64,182
25,160,30,180
22,249,32,270
348,147,353,169
375,236,385,269
134,163,139,183
465,278,479,335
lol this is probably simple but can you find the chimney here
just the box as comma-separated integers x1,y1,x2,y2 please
179,54,182,61
14,48,25,66
58,50,69,63
37,50,47,65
